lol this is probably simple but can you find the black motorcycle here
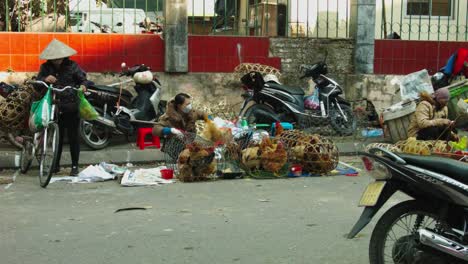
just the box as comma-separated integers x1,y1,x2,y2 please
348,147,468,264
80,64,166,150
239,57,355,136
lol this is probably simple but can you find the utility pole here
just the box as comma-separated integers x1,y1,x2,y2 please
350,0,376,74
164,0,188,72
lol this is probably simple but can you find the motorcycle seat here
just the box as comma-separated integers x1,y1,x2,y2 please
89,85,133,98
398,154,468,184
265,82,305,95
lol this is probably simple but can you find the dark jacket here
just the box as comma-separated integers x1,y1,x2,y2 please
153,99,206,137
37,58,87,113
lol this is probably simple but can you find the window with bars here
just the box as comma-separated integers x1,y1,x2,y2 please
406,0,452,17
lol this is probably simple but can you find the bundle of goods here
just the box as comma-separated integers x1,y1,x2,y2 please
366,137,455,156
0,84,41,131
439,136,468,162
366,137,467,163
240,136,288,177
394,137,451,156
234,63,281,78
278,130,339,174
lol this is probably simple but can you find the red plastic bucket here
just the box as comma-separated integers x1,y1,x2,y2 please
160,169,174,180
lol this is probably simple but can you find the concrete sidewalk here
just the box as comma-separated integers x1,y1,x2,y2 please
0,138,386,169
0,141,166,169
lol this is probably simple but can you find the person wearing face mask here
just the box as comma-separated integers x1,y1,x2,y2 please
407,87,458,141
152,93,210,139
35,39,90,176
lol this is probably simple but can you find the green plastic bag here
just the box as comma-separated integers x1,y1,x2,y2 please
78,90,99,120
29,87,52,132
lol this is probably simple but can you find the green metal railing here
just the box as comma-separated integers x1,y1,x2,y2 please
0,0,350,38
377,0,468,41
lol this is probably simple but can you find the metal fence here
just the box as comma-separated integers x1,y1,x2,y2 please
0,0,351,38
0,0,164,34
376,0,468,41
188,0,350,38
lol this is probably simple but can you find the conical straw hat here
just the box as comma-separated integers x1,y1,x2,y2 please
39,39,77,60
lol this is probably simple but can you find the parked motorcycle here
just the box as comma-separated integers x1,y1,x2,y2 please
348,147,468,264
80,63,166,150
239,56,356,136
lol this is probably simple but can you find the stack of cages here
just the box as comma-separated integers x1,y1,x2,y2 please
163,132,217,182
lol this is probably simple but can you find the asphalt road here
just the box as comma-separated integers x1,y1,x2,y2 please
0,161,407,264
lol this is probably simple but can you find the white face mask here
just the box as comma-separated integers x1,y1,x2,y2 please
182,104,192,113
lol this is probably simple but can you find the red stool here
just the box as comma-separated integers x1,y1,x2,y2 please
136,127,161,150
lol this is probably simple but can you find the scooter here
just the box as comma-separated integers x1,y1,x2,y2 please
348,147,468,264
239,55,356,136
80,63,166,150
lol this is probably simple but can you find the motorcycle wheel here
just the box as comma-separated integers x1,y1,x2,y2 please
329,104,356,136
79,120,110,150
369,200,449,264
243,104,279,126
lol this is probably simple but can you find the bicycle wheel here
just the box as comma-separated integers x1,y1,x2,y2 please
38,123,60,188
20,140,34,174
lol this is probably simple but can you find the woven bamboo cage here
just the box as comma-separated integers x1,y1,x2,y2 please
0,85,39,132
163,132,217,182
395,138,451,156
278,130,339,174
234,63,281,78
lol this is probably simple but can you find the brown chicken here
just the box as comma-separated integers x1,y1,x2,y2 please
274,121,284,137
241,146,261,170
261,141,288,173
202,120,223,143
177,142,216,182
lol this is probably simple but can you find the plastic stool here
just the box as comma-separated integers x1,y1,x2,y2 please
136,127,161,150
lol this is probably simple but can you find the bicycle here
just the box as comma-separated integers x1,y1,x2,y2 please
19,81,78,188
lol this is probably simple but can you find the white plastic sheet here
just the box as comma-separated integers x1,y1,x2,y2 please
399,69,434,100
121,166,174,187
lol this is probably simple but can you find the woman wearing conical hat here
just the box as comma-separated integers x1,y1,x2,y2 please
36,39,89,176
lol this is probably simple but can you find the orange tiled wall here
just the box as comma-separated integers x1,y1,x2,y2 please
0,32,164,72
0,33,280,73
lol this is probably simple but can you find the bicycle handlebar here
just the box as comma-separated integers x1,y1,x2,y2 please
27,80,78,92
